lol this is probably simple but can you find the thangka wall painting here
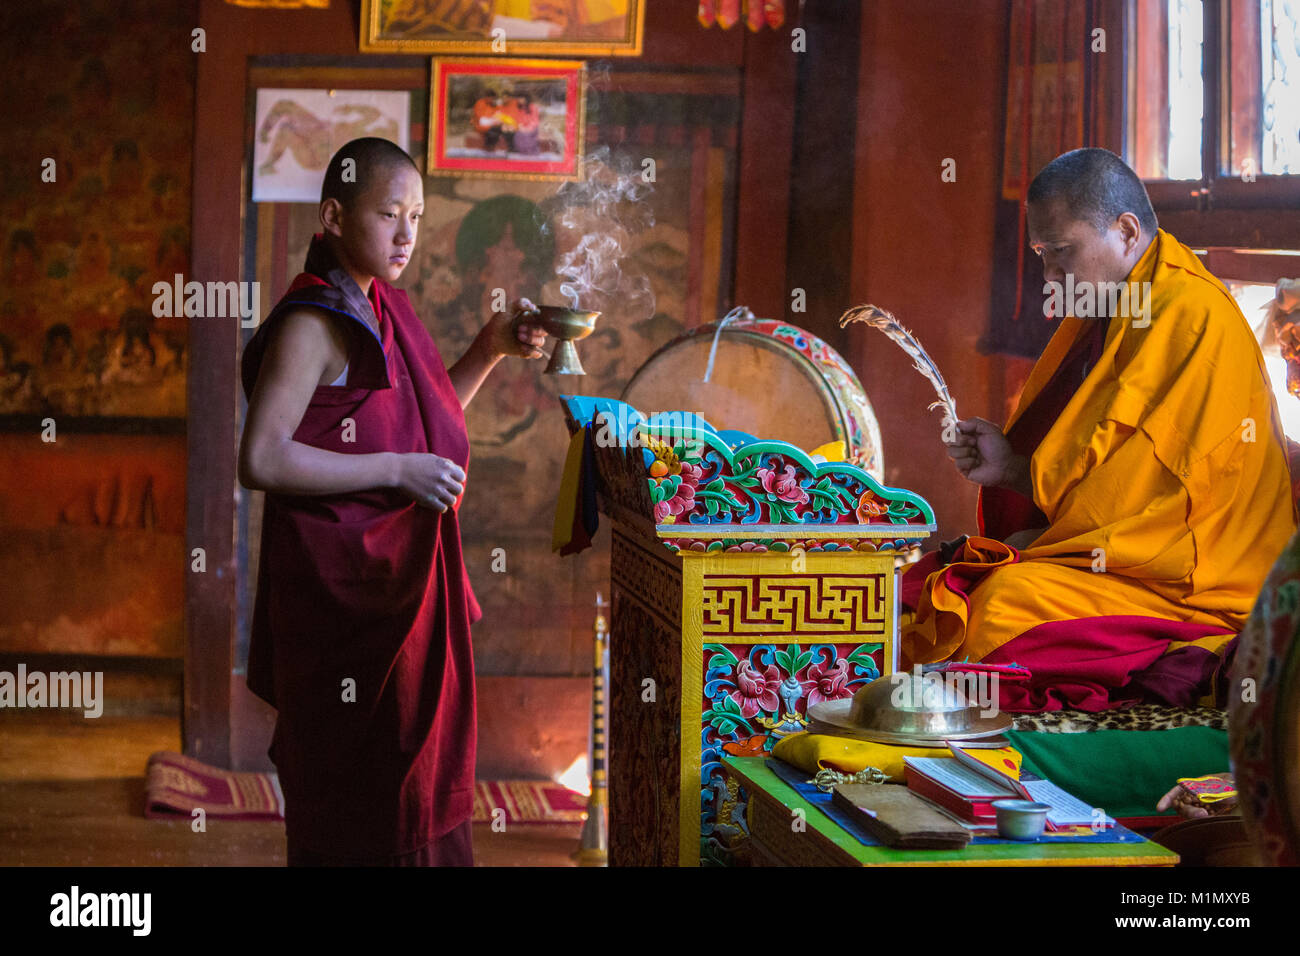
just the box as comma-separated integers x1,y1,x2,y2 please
0,0,193,659
0,0,195,422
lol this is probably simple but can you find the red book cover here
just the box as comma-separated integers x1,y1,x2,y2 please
903,764,1003,823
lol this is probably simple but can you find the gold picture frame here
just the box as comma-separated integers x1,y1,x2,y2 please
361,0,644,57
428,57,586,182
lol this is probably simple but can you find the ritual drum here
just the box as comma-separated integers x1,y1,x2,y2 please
621,309,885,480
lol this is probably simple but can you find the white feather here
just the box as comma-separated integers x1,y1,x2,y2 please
838,304,958,433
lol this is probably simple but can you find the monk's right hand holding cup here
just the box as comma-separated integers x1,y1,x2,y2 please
397,453,466,512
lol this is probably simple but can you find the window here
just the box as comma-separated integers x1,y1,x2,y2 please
1227,278,1300,440
1201,247,1300,442
1129,2,1300,437
1243,0,1300,176
1126,0,1299,210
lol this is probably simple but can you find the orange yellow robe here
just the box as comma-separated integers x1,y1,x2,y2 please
901,229,1297,708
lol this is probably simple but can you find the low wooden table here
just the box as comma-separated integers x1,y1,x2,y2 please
723,756,1179,867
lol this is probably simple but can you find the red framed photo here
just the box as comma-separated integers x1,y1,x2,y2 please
429,57,587,182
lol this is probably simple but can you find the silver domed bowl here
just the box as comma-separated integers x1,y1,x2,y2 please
806,672,1012,746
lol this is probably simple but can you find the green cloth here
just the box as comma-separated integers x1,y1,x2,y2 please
1006,726,1230,820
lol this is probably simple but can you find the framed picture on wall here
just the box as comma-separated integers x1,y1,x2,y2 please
428,57,586,182
360,0,644,57
251,88,413,202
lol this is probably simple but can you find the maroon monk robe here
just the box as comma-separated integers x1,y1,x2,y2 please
976,313,1109,541
241,235,482,864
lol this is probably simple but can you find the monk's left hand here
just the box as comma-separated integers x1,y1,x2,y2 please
483,297,546,360
1156,773,1237,819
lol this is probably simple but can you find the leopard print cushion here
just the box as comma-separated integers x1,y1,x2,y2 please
1010,703,1228,733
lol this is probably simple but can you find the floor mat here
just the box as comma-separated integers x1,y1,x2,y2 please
145,751,590,827
471,781,589,824
144,751,284,820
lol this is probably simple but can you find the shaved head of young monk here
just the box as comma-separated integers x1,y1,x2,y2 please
319,137,425,293
1026,148,1158,301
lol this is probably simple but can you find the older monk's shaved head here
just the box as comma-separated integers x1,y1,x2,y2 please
1027,148,1158,236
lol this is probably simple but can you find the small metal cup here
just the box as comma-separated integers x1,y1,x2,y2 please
514,304,601,375
992,799,1052,840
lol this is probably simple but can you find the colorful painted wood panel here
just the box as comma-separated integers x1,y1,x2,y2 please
701,638,884,866
683,550,897,865
570,397,935,865
564,395,933,538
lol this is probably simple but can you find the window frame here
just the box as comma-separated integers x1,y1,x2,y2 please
1124,0,1300,220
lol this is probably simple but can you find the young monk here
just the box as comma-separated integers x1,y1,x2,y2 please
238,137,546,866
901,148,1297,711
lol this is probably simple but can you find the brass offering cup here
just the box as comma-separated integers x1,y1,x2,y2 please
516,305,600,375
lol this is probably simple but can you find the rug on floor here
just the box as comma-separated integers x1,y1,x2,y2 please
144,751,285,820
145,751,588,826
471,781,589,824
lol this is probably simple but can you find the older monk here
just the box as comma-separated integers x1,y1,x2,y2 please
900,148,1297,711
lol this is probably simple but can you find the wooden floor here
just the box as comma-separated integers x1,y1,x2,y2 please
0,710,582,866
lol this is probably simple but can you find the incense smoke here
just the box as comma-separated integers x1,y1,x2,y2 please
540,146,656,321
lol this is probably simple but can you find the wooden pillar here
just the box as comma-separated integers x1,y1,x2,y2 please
733,26,798,318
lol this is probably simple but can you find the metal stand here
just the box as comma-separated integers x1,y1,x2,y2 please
573,591,609,866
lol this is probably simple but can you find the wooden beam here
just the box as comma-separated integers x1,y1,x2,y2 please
186,0,245,768
1129,0,1169,179
1198,248,1300,284
733,26,798,317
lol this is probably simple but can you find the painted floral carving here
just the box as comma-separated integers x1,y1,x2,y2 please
757,462,810,505
856,490,889,521
855,488,923,525
700,642,884,865
637,421,932,529
729,659,782,718
660,536,917,554
806,658,853,707
648,438,702,524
